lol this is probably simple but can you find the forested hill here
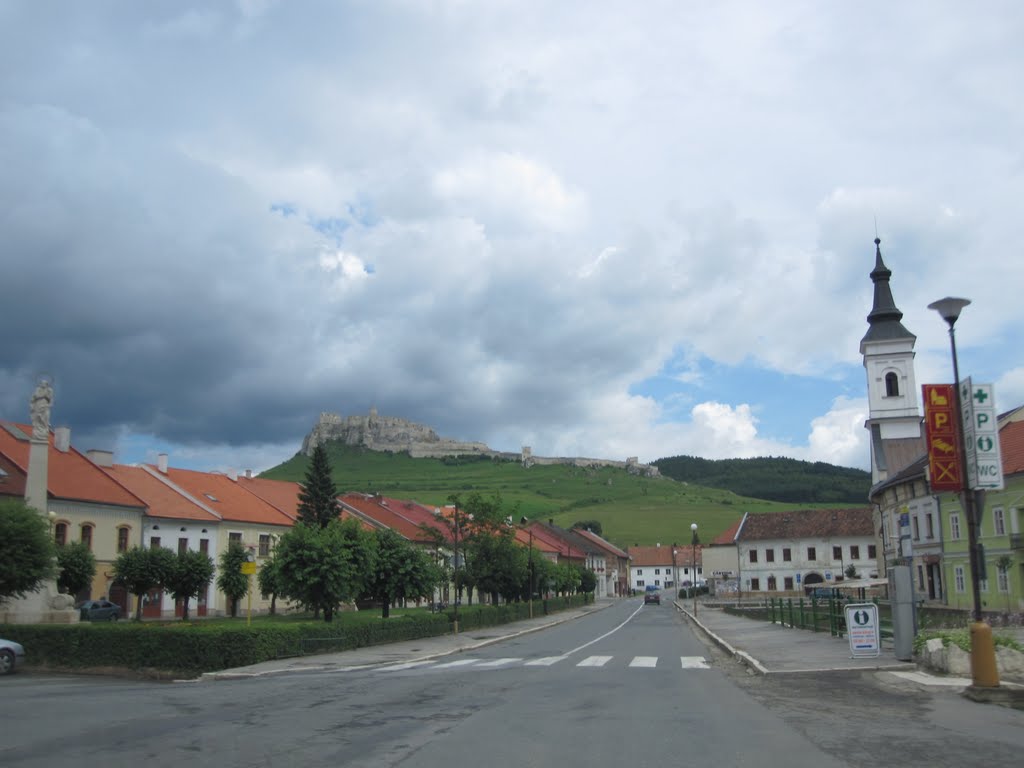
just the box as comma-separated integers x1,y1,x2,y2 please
652,455,871,504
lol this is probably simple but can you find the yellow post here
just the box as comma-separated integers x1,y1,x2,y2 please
970,622,1000,687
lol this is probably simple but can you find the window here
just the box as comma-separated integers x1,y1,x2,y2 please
749,549,758,563
917,565,925,590
117,527,130,553
954,566,965,593
636,569,643,576
950,514,961,540
79,524,93,550
765,548,775,563
199,538,209,555
868,544,876,559
654,568,661,575
655,579,660,586
750,578,761,591
150,536,161,549
767,576,777,590
259,534,270,557
54,522,67,547
850,545,860,559
807,546,816,561
926,514,934,538
885,371,900,397
783,577,794,590
832,546,842,560
229,532,242,544
912,517,920,540
998,565,1010,593
637,580,645,587
178,537,188,555
993,507,1006,536
782,548,792,562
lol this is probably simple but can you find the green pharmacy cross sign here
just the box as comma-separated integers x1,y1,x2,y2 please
959,378,1005,491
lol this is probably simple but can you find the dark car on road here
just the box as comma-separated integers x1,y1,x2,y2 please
77,599,122,621
643,590,660,605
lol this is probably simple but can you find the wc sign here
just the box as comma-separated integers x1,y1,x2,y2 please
960,378,1004,491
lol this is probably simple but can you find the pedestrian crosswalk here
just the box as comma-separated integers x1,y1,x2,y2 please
377,655,710,673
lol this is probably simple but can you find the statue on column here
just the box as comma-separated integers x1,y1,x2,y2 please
30,378,53,440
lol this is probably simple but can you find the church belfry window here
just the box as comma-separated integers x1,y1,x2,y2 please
885,372,899,397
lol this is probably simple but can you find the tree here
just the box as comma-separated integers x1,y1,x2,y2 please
0,498,55,600
113,546,174,620
276,519,376,622
576,564,597,594
366,529,440,618
217,540,250,618
257,552,285,615
844,563,859,579
465,531,525,605
56,541,96,597
165,549,215,621
571,520,603,537
297,443,340,528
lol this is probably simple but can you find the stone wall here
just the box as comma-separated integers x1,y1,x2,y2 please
300,410,660,477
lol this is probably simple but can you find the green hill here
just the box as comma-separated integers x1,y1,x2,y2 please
653,455,870,504
261,445,863,549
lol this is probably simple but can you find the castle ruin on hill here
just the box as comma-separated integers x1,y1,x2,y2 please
300,409,660,477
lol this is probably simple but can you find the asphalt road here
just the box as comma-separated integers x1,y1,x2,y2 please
1,599,1021,767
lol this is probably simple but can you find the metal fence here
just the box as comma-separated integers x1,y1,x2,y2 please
757,596,894,640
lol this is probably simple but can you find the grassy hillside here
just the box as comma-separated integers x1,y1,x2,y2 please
261,445,858,549
653,455,870,504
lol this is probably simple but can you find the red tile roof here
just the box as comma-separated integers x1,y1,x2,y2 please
339,493,441,541
628,544,701,567
736,508,873,541
0,422,144,509
571,527,629,559
711,518,743,546
157,466,294,527
102,464,220,523
236,476,302,521
1000,419,1024,476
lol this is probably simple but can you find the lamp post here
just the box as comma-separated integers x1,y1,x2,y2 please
452,505,461,635
521,516,534,619
690,523,699,616
672,546,678,596
928,296,999,688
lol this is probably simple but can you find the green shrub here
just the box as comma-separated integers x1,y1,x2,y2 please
913,628,1024,655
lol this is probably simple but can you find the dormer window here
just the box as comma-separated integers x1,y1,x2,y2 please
885,372,900,397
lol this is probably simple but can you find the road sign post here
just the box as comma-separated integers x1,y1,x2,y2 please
845,603,881,658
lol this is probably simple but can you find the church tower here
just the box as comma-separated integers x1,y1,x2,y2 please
860,238,924,486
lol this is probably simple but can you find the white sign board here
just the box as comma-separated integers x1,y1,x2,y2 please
959,378,1004,490
845,603,881,658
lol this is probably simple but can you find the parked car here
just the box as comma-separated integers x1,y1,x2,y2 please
644,590,661,605
77,599,122,621
1,637,26,675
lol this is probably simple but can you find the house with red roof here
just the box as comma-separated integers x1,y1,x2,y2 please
573,527,630,596
702,518,743,595
0,423,147,615
936,405,1024,613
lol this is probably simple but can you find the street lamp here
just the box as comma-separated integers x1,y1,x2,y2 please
672,546,678,595
691,523,699,616
928,296,999,688
452,505,462,635
521,516,535,619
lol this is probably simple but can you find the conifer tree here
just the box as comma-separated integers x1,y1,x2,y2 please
298,443,339,528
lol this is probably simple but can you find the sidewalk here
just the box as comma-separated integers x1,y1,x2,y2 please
676,601,917,676
200,600,614,681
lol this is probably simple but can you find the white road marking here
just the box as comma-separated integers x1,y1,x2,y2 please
378,661,435,672
432,659,480,668
475,658,522,668
629,656,658,668
577,655,613,667
525,656,566,666
680,656,710,669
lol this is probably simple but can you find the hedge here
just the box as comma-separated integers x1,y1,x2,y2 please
0,593,593,677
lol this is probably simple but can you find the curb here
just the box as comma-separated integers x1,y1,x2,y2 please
674,600,769,675
201,601,614,682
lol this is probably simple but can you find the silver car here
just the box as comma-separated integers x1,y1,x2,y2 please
0,637,26,675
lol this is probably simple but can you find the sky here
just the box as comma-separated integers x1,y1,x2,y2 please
2,1,1022,475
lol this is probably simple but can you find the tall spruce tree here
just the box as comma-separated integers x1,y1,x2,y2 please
298,443,339,528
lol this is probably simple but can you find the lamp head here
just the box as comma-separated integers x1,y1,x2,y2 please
928,297,971,327
690,522,698,532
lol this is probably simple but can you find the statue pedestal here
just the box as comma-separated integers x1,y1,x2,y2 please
0,583,80,624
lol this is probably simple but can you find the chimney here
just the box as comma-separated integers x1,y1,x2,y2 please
228,468,237,481
244,469,253,479
54,426,71,452
157,453,168,474
86,449,114,467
